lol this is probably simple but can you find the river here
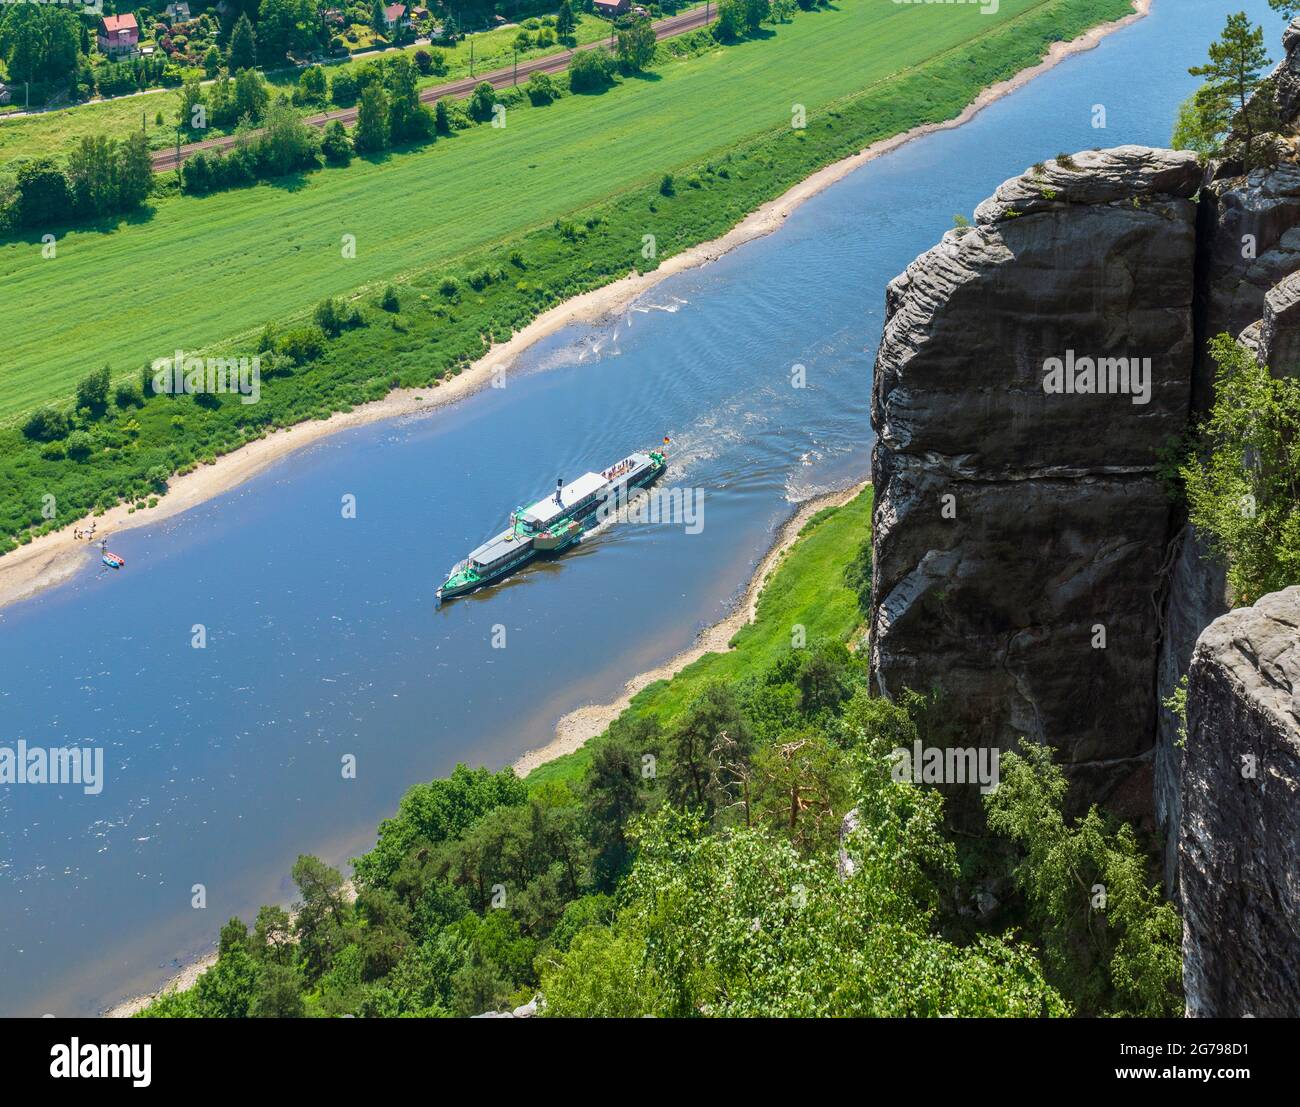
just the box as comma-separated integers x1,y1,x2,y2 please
0,0,1277,1017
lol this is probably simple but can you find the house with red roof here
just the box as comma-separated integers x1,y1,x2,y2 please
382,3,410,30
98,13,140,58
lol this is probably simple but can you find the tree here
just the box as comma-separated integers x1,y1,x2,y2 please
714,0,746,41
1171,86,1230,156
371,0,387,35
985,745,1183,1017
1188,12,1271,166
743,0,770,33
330,68,359,106
258,0,319,65
0,3,80,86
75,365,111,412
665,683,750,817
386,54,433,142
204,45,223,77
771,0,795,22
258,98,319,176
467,80,496,122
434,97,452,134
582,717,661,884
66,136,117,217
615,15,656,72
352,764,525,890
229,12,257,72
567,48,614,93
297,64,327,104
526,71,557,105
291,854,353,982
23,406,70,442
1180,334,1300,602
556,0,576,40
1269,1,1300,19
353,82,390,153
321,119,353,163
14,157,70,228
233,67,270,122
178,72,206,130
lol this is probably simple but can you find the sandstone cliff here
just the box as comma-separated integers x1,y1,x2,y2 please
870,146,1201,822
1180,587,1300,1017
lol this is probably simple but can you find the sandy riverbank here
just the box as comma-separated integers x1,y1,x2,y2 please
511,480,868,777
103,880,358,1018
0,0,1150,617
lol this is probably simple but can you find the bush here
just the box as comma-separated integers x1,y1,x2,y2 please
23,406,70,442
321,120,354,164
526,71,558,105
659,173,675,196
413,48,433,74
276,325,328,365
75,366,111,413
115,380,144,408
568,49,615,93
379,285,400,312
331,69,360,106
65,430,94,461
468,81,496,122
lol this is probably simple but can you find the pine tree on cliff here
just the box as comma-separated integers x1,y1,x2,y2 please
1269,1,1300,21
1188,12,1270,166
229,13,257,73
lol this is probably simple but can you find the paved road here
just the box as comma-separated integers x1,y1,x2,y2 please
151,8,715,172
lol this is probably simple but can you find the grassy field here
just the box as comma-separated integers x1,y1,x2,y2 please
0,11,650,172
0,0,1132,548
525,486,874,789
0,0,1121,421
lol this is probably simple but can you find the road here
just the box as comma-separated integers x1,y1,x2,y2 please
150,8,715,173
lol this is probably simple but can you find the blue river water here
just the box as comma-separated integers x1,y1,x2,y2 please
0,0,1278,1016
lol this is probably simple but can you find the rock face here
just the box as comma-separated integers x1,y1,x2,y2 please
870,146,1201,820
1180,587,1300,1017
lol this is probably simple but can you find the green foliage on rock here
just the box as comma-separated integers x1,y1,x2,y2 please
1180,334,1300,602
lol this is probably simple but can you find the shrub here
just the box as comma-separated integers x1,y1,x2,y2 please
23,407,70,442
526,71,558,105
659,173,675,196
276,325,328,365
379,285,400,312
468,81,496,122
331,69,361,106
65,430,94,461
568,48,614,93
115,380,144,408
75,366,112,413
321,120,354,164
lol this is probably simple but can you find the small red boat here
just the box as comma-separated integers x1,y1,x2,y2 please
102,552,125,569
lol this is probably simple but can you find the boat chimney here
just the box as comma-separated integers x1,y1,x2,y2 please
554,478,563,507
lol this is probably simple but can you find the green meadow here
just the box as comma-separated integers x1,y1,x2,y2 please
0,0,1128,421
